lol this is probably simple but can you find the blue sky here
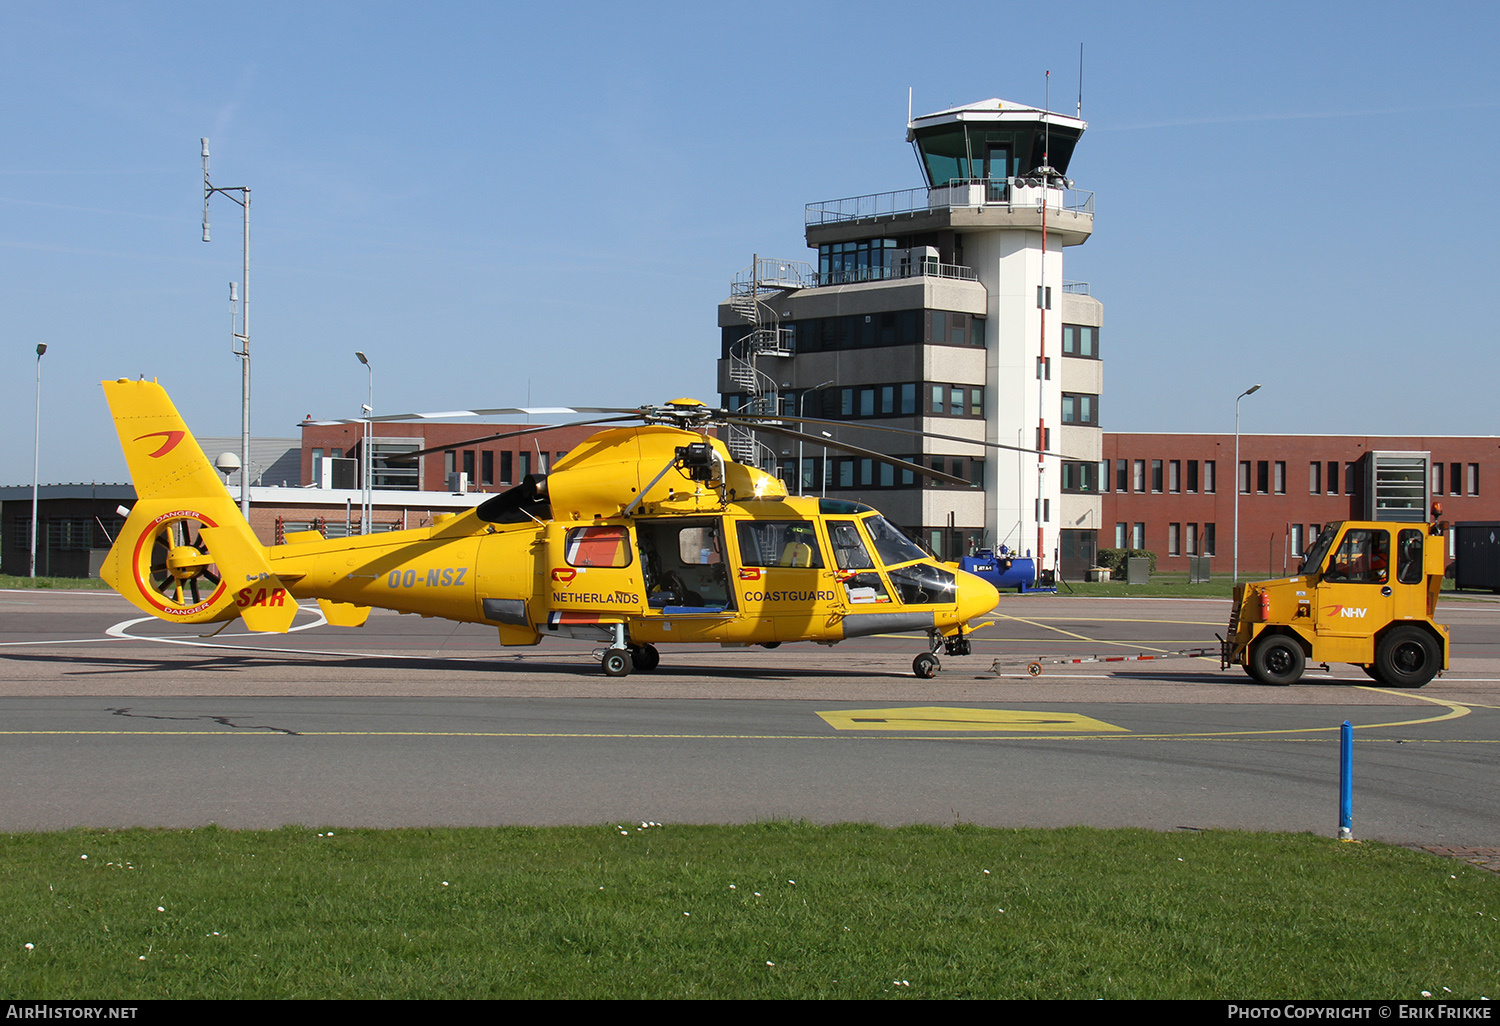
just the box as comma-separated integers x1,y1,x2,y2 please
3,0,1497,485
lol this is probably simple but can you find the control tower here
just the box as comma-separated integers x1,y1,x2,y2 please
719,97,1102,577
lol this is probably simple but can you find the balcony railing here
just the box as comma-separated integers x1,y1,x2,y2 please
807,178,1094,227
732,256,978,296
816,261,976,286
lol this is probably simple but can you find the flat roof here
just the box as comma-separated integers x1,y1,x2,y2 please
908,97,1086,136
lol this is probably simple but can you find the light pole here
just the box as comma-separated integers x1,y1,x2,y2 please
797,380,834,496
30,343,46,578
820,431,833,498
355,351,372,534
202,138,253,521
1233,383,1262,584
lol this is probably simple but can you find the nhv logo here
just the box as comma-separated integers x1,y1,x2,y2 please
1327,605,1368,618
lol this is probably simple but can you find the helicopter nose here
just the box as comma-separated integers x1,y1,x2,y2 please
956,569,1001,624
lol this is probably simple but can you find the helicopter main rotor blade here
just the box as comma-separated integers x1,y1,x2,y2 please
745,422,969,486
304,406,639,427
726,413,1085,462
384,415,647,463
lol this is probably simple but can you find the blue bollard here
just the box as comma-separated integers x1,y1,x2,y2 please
1339,720,1353,841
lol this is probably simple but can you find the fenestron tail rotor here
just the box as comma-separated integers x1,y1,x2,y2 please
137,513,224,613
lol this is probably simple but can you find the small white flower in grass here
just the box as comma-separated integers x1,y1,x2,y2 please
754,892,761,897
139,956,146,961
442,882,449,887
80,855,87,860
1422,991,1432,998
766,961,774,966
982,869,990,875
683,912,690,916
157,906,165,912
788,880,795,885
24,943,34,951
729,884,736,889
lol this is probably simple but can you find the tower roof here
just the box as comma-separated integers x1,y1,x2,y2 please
907,97,1086,140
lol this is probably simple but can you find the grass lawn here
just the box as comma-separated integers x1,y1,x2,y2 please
2,824,1494,1000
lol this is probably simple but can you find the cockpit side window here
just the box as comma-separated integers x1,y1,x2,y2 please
862,515,926,566
827,521,875,570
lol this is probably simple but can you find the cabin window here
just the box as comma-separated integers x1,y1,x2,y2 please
564,526,632,568
736,521,825,568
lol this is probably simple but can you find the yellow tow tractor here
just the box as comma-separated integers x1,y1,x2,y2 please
1223,511,1450,686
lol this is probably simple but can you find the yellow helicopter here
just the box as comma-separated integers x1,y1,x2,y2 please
99,378,1004,678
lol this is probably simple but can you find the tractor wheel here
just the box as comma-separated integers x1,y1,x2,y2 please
1249,635,1305,686
913,653,940,679
602,650,631,677
1373,626,1440,688
630,644,660,672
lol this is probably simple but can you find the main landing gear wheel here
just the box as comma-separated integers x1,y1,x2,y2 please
913,653,940,678
1249,635,1305,686
630,644,660,672
601,650,631,677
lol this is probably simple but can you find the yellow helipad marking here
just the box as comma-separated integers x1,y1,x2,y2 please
816,706,1128,733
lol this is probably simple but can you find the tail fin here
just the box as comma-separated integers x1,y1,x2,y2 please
99,379,296,632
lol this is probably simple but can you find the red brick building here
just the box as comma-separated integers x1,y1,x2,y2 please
1100,433,1500,578
297,419,609,495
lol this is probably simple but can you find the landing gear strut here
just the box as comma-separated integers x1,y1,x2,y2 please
912,628,973,678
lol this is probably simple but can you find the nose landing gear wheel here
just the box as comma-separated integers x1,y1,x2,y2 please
913,653,940,678
602,650,631,677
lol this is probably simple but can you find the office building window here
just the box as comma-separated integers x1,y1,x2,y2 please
1291,524,1304,556
1187,460,1199,493
1062,324,1099,358
1061,392,1098,425
1186,523,1198,556
1204,523,1217,556
1115,523,1127,548
1168,523,1181,556
1311,462,1322,494
1328,461,1339,495
1062,461,1099,493
500,451,513,484
1100,460,1111,492
1133,460,1145,492
1169,460,1180,493
1469,464,1480,495
1257,461,1269,494
1274,461,1286,495
1345,463,1356,495
1431,464,1443,495
481,451,494,486
1151,459,1163,493
1240,461,1252,495
1132,523,1145,550
1117,459,1128,492
1204,461,1216,494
